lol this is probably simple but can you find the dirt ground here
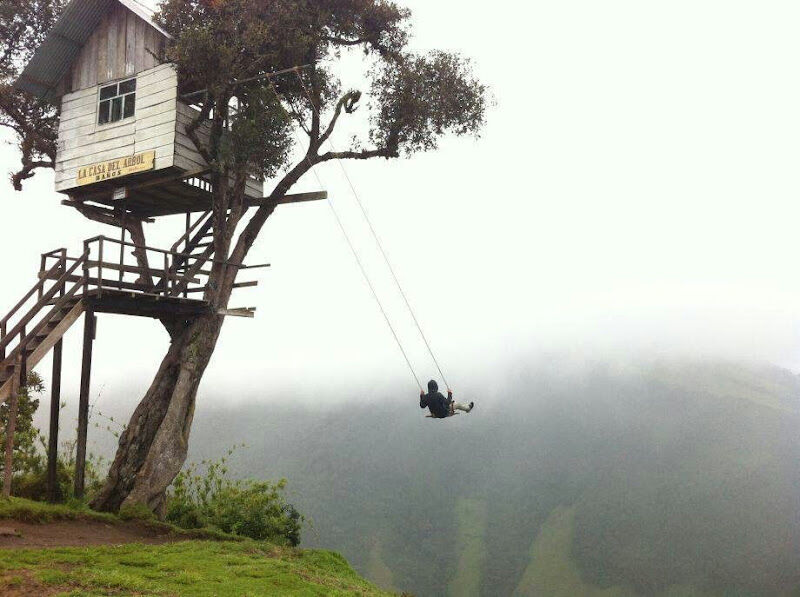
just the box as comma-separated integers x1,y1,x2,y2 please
0,519,184,549
0,520,201,596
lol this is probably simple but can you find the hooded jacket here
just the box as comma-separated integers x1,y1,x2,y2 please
420,380,452,419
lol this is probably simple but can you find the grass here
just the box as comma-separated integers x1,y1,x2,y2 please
514,506,635,597
0,496,118,524
448,498,488,597
513,506,718,597
366,535,396,592
0,496,240,542
0,498,394,595
1,541,395,596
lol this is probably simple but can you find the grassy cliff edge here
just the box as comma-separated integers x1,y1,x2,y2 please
0,499,393,596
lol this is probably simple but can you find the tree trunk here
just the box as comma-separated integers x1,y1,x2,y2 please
90,312,224,513
90,165,290,514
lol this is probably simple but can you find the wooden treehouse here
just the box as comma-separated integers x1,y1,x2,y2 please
2,0,324,499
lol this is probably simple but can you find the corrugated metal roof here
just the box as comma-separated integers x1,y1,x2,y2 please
16,0,170,100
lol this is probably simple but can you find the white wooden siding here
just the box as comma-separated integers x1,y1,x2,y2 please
65,2,165,93
55,63,177,192
55,63,263,199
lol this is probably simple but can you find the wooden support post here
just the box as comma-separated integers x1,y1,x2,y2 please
2,358,22,498
74,310,95,500
83,240,90,296
39,254,46,300
184,212,190,299
47,339,63,503
19,324,27,391
119,203,126,291
98,237,104,299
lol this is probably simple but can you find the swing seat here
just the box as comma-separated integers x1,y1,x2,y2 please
425,412,461,419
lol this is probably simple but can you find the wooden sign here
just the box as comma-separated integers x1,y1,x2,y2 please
76,151,155,186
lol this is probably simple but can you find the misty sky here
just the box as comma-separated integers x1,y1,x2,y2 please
2,0,800,410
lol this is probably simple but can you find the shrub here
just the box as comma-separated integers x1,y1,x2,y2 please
166,449,304,546
0,372,45,482
1,372,110,503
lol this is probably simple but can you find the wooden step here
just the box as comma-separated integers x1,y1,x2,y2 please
176,267,212,276
38,318,65,334
0,343,35,369
1,301,85,405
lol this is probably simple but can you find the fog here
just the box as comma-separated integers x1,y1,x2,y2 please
3,0,800,413
3,4,800,593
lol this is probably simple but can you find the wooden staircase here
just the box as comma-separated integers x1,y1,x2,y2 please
167,211,215,297
0,223,262,405
0,250,88,404
166,211,262,300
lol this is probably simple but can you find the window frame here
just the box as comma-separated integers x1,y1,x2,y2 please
97,77,137,127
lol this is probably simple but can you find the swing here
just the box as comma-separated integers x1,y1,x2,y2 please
283,71,464,416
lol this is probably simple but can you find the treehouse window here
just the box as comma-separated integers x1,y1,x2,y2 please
98,78,137,125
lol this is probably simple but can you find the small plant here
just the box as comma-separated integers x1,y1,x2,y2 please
0,372,45,481
166,447,304,546
2,376,112,503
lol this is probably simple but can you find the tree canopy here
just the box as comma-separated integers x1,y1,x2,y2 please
155,0,487,171
0,0,64,190
0,0,488,206
153,0,487,278
2,0,488,513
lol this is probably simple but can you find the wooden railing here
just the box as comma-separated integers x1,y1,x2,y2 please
0,249,88,372
1,235,267,370
171,210,212,254
80,235,213,298
37,236,267,301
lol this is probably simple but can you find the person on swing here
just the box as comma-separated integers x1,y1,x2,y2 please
420,380,474,418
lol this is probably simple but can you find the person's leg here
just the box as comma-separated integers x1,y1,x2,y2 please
453,402,474,413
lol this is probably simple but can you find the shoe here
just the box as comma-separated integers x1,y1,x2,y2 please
468,402,475,412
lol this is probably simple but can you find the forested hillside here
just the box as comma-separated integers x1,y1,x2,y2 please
188,361,800,596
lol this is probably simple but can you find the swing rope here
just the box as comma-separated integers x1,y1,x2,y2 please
267,77,424,392
292,69,452,391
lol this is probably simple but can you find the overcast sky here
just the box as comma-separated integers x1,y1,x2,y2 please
3,0,800,410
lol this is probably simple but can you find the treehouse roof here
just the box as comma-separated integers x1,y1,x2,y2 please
16,0,169,100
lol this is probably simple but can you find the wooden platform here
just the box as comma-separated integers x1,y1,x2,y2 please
64,166,328,218
65,167,218,217
0,233,258,406
80,288,210,319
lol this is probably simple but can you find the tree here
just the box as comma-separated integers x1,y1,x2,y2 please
0,0,154,270
3,0,487,514
0,373,45,488
0,0,64,190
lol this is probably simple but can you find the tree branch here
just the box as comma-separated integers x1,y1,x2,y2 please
67,202,153,285
224,156,316,292
185,94,214,166
0,94,57,161
11,159,53,191
308,66,321,144
318,90,361,147
318,147,396,162
324,36,369,47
